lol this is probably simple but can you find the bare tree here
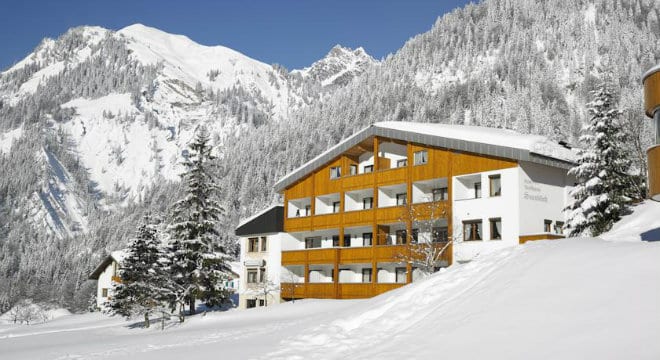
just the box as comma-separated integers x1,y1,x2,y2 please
245,280,279,307
396,197,453,276
280,267,304,303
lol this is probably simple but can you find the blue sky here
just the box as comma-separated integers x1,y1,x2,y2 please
0,0,471,71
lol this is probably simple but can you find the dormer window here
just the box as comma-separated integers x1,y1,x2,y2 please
330,166,341,179
414,150,428,165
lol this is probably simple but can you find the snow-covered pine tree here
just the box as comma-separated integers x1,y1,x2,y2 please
565,81,634,237
108,215,169,328
167,125,232,319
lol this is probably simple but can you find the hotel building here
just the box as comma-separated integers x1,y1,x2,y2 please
238,122,577,302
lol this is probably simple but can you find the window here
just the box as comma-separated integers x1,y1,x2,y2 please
343,234,351,247
490,218,502,240
396,267,407,283
463,220,483,241
305,237,320,249
363,232,373,246
395,229,407,244
414,150,428,165
411,228,419,244
396,193,407,206
362,268,372,283
247,269,258,283
363,197,373,210
397,159,408,168
246,299,257,308
259,267,266,282
330,166,341,179
304,205,312,216
350,164,358,176
489,175,501,197
332,235,340,247
259,299,265,307
333,201,341,213
432,187,448,201
363,165,374,173
248,237,259,252
260,236,267,251
474,182,482,198
555,221,565,235
432,227,448,242
544,220,552,233
102,288,108,297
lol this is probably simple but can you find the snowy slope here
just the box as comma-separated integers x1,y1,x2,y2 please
2,202,658,359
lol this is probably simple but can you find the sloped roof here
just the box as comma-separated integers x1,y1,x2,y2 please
273,122,577,193
234,205,284,236
88,251,125,280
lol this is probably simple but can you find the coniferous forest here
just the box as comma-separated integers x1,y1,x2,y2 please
1,0,659,311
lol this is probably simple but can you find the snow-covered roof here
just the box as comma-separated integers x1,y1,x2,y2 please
273,121,577,193
88,250,126,280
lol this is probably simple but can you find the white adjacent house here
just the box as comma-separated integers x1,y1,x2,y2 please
88,250,125,309
235,205,299,309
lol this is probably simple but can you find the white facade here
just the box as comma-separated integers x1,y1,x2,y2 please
89,251,125,309
452,162,574,262
238,232,298,309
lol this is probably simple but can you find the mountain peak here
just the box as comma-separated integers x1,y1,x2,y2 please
296,44,377,87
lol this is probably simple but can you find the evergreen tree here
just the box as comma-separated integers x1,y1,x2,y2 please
108,215,168,328
565,81,634,237
167,126,231,319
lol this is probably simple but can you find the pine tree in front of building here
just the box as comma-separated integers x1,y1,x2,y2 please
167,126,232,319
565,81,633,237
108,215,169,328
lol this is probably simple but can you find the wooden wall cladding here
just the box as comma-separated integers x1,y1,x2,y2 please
644,69,660,118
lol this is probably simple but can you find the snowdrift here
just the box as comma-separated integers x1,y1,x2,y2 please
1,202,659,359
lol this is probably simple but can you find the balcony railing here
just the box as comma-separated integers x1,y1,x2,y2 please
280,282,405,299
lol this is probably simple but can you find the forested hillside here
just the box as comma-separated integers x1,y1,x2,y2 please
1,0,659,310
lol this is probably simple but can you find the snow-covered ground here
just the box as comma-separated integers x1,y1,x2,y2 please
2,201,659,359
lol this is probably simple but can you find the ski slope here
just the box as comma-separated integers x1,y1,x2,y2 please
2,202,659,360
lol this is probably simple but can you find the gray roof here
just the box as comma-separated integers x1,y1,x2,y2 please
273,122,576,193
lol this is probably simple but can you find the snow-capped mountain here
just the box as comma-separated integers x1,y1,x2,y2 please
0,23,376,238
293,45,377,87
1,0,659,310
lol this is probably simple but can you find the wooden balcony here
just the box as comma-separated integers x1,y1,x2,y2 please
282,248,338,265
377,205,406,223
376,167,407,185
282,245,405,266
338,246,374,263
281,282,406,299
342,172,375,190
313,212,342,229
343,209,374,227
284,215,312,232
111,276,122,283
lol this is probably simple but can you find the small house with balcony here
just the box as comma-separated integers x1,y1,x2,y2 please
272,121,577,300
88,250,126,309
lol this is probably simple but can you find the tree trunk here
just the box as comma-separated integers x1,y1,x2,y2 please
188,297,195,315
144,313,150,328
178,303,185,323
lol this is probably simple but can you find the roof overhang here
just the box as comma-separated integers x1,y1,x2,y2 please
88,255,115,280
273,124,575,193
